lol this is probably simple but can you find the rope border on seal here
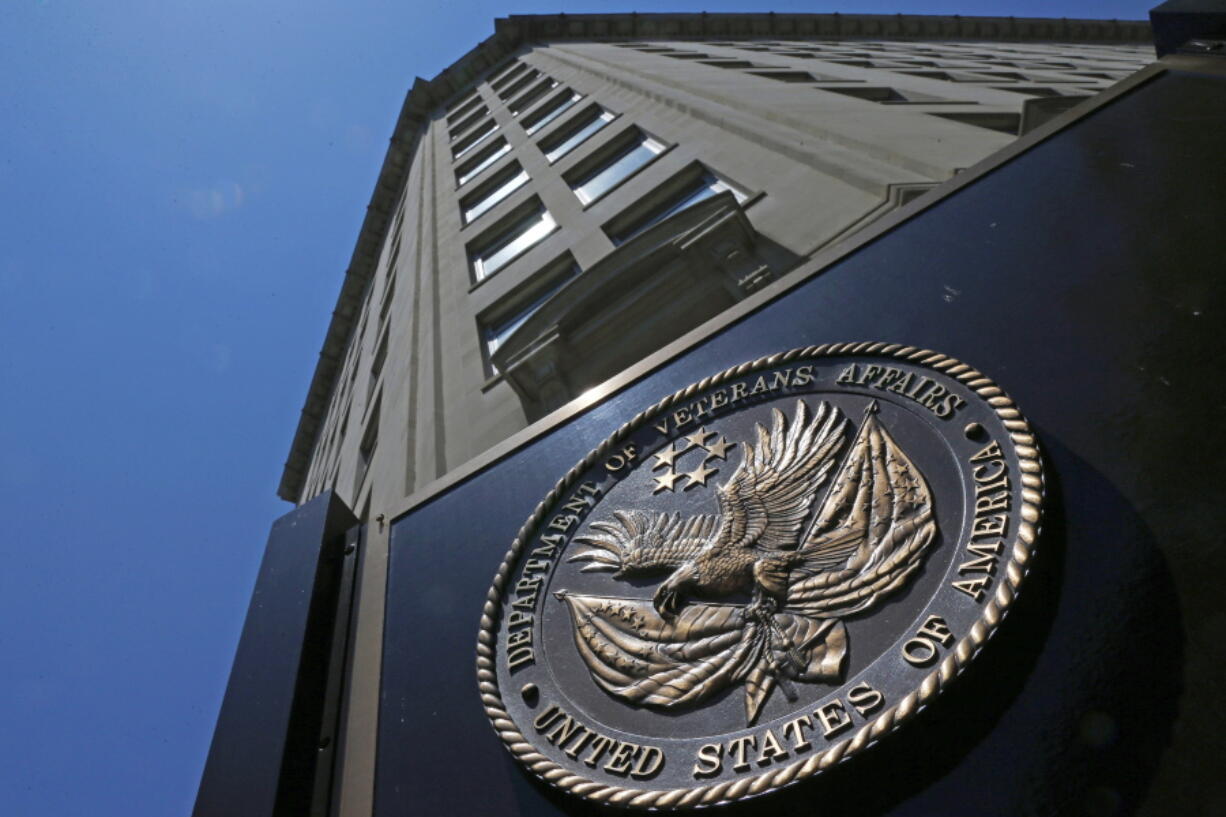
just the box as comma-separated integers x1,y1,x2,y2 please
475,342,1044,810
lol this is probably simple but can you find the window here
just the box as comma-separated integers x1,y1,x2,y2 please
749,70,820,83
355,398,379,489
490,61,529,93
449,106,489,141
446,92,482,124
996,86,1063,97
498,68,541,100
566,129,666,206
327,457,341,494
969,71,1031,82
352,284,372,356
382,223,403,281
482,258,582,373
379,263,397,326
452,119,499,159
508,77,559,116
819,86,946,104
379,206,404,319
368,328,388,401
932,111,1022,135
540,106,615,163
461,164,529,224
338,405,350,451
521,89,583,135
606,167,748,246
469,202,557,281
456,138,510,187
347,345,361,389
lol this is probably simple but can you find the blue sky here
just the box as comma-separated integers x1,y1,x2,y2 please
0,1,1153,814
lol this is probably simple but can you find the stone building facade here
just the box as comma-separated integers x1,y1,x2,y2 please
279,13,1152,519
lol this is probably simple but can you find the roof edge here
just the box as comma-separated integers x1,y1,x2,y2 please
278,11,1153,503
499,11,1152,43
276,22,524,501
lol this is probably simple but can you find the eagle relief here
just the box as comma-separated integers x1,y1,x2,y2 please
479,345,1043,808
561,398,933,726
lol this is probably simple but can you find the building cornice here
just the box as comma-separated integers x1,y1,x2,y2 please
279,11,1153,503
496,11,1153,43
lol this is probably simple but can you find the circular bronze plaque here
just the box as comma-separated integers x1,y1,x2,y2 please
478,343,1043,808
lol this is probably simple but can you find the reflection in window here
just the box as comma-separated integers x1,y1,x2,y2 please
470,206,557,281
523,90,583,135
541,107,615,163
462,167,529,224
610,171,747,245
483,261,582,372
569,131,666,206
456,140,510,187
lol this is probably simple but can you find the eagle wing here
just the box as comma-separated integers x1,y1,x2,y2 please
786,404,937,619
568,510,718,574
713,399,849,553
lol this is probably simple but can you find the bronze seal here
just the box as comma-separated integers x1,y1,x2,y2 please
477,343,1043,808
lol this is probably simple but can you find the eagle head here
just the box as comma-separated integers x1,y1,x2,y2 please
653,563,698,620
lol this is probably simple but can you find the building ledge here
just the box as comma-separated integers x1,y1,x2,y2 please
492,193,774,420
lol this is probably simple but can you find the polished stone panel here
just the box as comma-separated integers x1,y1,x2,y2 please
378,68,1226,816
